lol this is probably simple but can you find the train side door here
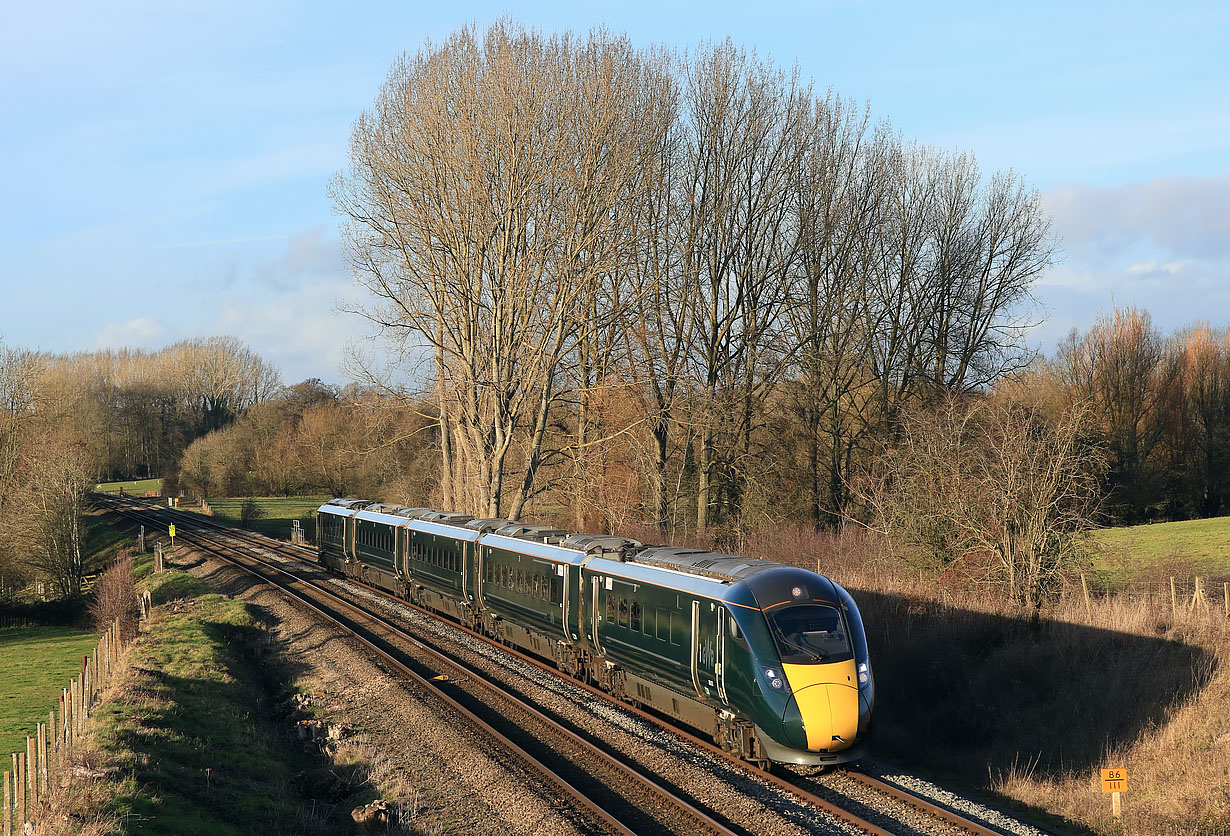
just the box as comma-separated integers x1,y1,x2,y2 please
559,564,571,643
691,600,721,701
590,575,604,656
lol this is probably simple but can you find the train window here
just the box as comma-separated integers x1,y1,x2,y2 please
531,575,541,599
643,607,655,636
606,594,616,622
515,570,523,593
655,609,668,641
766,604,853,664
617,598,629,628
630,602,641,632
728,615,747,646
669,611,682,646
550,577,559,603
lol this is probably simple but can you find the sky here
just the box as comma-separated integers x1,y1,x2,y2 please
2,1,1227,384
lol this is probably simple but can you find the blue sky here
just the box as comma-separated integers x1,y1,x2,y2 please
2,1,1227,383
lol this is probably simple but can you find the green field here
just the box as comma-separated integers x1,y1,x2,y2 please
0,625,99,757
95,477,163,496
189,496,327,541
1094,515,1230,581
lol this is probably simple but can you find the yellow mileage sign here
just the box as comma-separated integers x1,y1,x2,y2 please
169,523,176,544
1100,768,1127,793
1101,768,1127,819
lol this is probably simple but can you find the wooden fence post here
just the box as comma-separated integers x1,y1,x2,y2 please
1171,576,1178,622
44,714,52,793
1224,582,1228,618
1191,576,1211,616
14,752,23,830
25,737,34,810
36,724,45,799
3,768,10,836
1081,574,1093,621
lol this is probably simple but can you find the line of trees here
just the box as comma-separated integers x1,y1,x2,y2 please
176,379,435,501
332,22,1057,534
1053,309,1230,522
0,336,281,600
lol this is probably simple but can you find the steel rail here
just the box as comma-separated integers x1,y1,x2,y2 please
98,494,743,836
100,494,1020,836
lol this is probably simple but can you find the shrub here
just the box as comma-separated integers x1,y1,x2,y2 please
87,550,138,640
239,498,264,528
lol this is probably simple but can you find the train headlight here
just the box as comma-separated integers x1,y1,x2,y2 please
857,661,869,686
762,667,786,691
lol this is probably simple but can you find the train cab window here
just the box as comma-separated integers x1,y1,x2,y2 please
630,602,641,632
767,604,853,664
728,614,748,647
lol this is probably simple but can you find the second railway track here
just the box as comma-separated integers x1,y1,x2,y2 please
95,493,1056,836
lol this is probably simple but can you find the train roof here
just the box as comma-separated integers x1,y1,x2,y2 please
317,498,832,600
630,546,794,583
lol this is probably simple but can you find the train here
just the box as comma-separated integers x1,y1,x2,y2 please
315,498,874,767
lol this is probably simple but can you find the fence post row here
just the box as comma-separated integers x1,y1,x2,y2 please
2,607,142,829
1078,574,1230,627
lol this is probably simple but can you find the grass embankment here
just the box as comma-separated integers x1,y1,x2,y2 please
669,524,1230,836
93,568,355,835
192,496,327,541
0,626,98,756
95,478,163,496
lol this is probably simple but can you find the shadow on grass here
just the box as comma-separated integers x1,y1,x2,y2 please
856,589,1215,780
103,612,361,835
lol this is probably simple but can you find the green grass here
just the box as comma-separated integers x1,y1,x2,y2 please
189,496,328,541
1094,516,1230,583
0,625,99,757
96,569,352,835
95,477,163,496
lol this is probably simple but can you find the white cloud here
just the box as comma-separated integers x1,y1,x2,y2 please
1124,259,1186,276
1045,173,1230,264
92,316,165,349
209,276,368,385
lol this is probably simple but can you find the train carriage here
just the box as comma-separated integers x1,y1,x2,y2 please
402,515,479,623
316,498,874,768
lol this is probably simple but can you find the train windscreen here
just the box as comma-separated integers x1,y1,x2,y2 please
766,604,853,664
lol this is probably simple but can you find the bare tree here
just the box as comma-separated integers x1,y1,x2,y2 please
334,22,669,518
863,396,1103,618
680,41,810,531
1057,306,1173,515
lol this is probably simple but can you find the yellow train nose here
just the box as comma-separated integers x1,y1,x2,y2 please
782,660,859,751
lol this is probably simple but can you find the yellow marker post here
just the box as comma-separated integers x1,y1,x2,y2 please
168,523,176,548
1101,768,1127,818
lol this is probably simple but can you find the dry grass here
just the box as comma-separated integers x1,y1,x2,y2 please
610,522,1230,835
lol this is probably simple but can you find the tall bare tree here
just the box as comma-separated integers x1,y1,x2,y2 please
334,22,670,518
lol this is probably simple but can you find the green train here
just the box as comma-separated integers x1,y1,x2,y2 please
316,498,874,767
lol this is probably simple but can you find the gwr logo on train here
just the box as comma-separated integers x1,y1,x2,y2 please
315,498,875,768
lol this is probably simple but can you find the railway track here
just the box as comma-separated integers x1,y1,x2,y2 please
95,493,1052,836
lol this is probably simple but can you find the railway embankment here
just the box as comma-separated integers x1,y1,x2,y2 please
734,525,1230,836
22,554,401,836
